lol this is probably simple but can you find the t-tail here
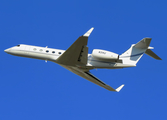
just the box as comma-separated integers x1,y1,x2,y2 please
119,38,162,66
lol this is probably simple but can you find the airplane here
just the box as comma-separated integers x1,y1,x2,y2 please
4,27,162,92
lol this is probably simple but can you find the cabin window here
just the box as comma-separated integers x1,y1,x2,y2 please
33,48,37,50
58,52,61,54
39,49,43,51
46,50,49,53
52,51,55,53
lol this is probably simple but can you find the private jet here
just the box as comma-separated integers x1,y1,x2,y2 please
4,27,161,92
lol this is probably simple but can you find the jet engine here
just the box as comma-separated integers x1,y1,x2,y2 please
92,49,119,60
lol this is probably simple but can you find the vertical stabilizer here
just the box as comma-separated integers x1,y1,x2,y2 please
120,38,152,66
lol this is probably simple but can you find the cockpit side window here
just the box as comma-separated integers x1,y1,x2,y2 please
17,45,20,47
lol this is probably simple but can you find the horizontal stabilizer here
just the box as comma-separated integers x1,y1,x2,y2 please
145,49,162,60
134,38,152,49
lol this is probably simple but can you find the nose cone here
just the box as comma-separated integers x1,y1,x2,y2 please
4,48,10,53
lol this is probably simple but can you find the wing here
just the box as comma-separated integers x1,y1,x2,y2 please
61,65,124,92
56,27,94,66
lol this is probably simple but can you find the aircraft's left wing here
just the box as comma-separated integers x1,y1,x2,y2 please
56,27,94,66
61,65,124,92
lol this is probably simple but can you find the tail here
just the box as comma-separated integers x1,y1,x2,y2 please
119,38,161,66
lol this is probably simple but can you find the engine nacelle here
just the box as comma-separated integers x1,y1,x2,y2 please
92,49,119,60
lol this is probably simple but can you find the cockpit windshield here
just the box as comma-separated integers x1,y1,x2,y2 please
17,45,20,47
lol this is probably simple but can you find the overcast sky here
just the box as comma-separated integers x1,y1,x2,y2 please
1,0,166,120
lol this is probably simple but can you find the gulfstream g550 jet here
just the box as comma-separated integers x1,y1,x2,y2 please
4,28,161,92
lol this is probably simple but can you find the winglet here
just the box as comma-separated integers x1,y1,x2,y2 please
115,84,124,92
83,27,94,37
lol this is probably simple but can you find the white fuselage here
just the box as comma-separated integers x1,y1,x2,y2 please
4,44,65,61
4,27,161,92
4,44,134,69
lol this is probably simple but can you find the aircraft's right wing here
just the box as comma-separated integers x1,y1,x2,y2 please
61,65,124,92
